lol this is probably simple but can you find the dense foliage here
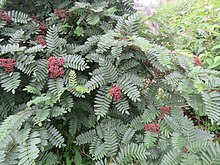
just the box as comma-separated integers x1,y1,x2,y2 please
0,0,220,164
154,0,220,69
149,0,220,135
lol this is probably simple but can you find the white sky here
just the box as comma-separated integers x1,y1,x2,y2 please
134,0,158,6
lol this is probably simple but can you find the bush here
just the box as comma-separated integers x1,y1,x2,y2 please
147,0,220,136
154,0,220,70
0,0,219,164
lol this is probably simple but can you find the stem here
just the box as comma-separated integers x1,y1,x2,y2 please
109,157,112,164
5,144,16,155
112,157,117,164
80,148,93,159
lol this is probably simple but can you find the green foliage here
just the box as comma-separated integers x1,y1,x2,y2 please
0,44,26,55
155,0,220,70
0,0,219,164
7,10,29,23
46,25,61,51
150,0,220,133
0,72,21,93
94,89,112,119
202,91,220,124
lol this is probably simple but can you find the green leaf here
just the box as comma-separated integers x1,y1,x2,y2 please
74,150,83,165
74,26,84,37
66,154,72,165
211,45,220,51
202,91,220,124
214,56,220,64
86,13,100,25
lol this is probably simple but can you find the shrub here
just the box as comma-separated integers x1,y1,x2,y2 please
153,0,220,70
0,0,219,164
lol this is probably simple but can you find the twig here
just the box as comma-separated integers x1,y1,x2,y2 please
5,144,16,155
80,148,93,159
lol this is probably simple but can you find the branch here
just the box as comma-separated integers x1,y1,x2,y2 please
5,144,16,155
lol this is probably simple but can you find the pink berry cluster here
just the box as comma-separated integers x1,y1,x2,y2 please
47,56,65,79
168,51,177,55
0,58,16,73
110,86,123,102
0,11,12,23
39,24,47,31
31,16,47,35
34,35,47,46
157,106,172,120
31,16,41,24
194,57,202,66
144,123,160,134
38,23,47,35
54,9,70,21
160,106,172,114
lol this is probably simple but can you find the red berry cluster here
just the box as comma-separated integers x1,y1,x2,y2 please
31,16,47,34
168,51,177,55
0,11,12,23
31,16,41,24
194,57,202,66
182,146,189,154
47,56,65,79
39,24,47,35
34,35,47,46
39,24,47,31
110,86,123,102
144,123,160,134
160,106,172,114
0,58,16,73
54,9,70,21
158,106,172,120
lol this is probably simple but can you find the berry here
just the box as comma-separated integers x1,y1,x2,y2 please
34,35,47,46
54,9,70,21
39,24,47,31
47,56,65,79
160,106,172,114
0,11,12,23
31,16,47,34
110,86,123,102
168,51,177,54
0,58,16,73
31,16,41,23
54,9,60,15
194,57,202,66
144,123,160,133
182,146,189,154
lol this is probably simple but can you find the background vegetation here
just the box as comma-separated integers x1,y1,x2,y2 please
150,0,220,135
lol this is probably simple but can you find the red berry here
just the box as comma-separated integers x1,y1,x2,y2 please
34,35,47,46
59,58,64,65
31,16,41,23
182,146,189,154
54,9,60,15
47,56,65,79
110,86,123,102
160,106,172,114
39,24,47,31
168,51,177,55
54,9,70,21
194,57,202,66
0,58,16,73
0,11,12,23
144,123,160,133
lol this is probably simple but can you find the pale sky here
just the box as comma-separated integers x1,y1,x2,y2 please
134,0,158,6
